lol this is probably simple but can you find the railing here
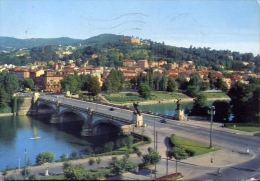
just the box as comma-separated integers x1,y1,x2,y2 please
38,98,133,124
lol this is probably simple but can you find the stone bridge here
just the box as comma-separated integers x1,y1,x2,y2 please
36,98,142,136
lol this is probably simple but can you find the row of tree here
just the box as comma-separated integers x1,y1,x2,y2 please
189,79,259,123
60,72,101,96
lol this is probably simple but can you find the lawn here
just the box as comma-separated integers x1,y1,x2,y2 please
37,167,111,180
37,174,64,180
170,134,220,156
227,126,259,132
201,92,230,99
102,91,191,104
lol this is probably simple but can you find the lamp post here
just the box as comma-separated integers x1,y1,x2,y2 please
208,105,215,148
24,149,27,180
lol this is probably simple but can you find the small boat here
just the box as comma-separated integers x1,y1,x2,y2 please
30,136,41,140
31,127,41,140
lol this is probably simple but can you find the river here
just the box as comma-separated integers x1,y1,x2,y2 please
0,114,116,171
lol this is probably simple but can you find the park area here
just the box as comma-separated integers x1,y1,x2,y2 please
102,91,192,104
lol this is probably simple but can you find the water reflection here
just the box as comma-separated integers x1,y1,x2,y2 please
0,114,105,170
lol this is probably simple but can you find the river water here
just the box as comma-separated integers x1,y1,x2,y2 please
0,100,221,170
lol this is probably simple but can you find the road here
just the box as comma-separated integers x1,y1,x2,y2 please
33,95,260,180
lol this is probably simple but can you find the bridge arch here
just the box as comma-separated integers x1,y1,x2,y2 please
37,101,56,113
59,108,87,123
92,119,121,135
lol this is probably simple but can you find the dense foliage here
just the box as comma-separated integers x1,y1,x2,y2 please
0,71,19,113
102,69,125,92
228,81,260,123
1,34,259,73
190,94,209,116
141,147,161,166
35,151,55,165
108,154,136,175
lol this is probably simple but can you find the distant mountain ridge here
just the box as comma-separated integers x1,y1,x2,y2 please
0,37,83,49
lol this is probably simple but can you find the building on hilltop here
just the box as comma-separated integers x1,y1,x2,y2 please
123,37,141,44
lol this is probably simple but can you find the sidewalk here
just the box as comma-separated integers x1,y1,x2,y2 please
172,119,259,136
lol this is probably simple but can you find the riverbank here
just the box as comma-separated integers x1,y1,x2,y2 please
0,113,13,117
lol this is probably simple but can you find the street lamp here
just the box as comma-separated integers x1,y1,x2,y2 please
24,149,27,180
208,105,215,148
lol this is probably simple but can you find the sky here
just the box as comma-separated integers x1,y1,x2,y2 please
0,0,259,55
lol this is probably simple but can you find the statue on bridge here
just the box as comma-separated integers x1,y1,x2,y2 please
133,102,142,116
176,99,182,110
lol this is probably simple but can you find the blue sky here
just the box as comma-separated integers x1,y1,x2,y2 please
1,0,259,55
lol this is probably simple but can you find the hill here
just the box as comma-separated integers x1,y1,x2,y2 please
0,37,83,50
79,34,125,46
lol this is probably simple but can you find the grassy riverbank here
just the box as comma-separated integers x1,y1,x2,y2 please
102,91,230,105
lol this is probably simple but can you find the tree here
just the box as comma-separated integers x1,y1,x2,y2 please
96,158,102,168
191,93,209,116
88,158,95,166
0,71,19,99
36,151,55,165
64,164,90,180
60,154,67,162
167,78,177,93
70,151,77,159
141,147,161,166
227,81,256,123
0,86,8,111
175,75,188,90
138,83,151,99
22,78,34,90
215,77,228,92
208,72,215,89
88,76,101,96
60,74,80,93
166,146,188,173
200,82,209,91
103,69,125,91
108,155,136,175
79,74,92,91
186,73,202,97
213,101,231,123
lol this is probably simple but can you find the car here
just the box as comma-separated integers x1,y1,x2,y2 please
160,119,167,123
110,108,115,111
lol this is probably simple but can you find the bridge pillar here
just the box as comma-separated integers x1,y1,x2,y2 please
81,125,93,136
50,112,60,123
30,92,40,115
81,108,94,136
132,113,143,127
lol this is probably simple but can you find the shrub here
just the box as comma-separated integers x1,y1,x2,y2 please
88,158,95,166
36,151,55,165
70,151,77,159
21,168,30,176
63,161,72,170
60,154,67,162
28,174,37,180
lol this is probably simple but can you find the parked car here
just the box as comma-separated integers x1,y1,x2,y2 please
160,119,167,123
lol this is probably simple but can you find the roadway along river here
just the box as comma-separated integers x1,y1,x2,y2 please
43,95,260,179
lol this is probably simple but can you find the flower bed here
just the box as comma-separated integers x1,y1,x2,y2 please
153,172,182,180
